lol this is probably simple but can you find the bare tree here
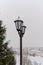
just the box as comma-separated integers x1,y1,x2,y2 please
22,55,32,65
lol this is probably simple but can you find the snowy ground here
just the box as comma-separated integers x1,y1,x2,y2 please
15,55,43,65
28,56,43,65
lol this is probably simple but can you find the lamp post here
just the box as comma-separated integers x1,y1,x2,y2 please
14,17,26,65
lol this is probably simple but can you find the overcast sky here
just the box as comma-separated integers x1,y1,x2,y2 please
0,0,43,48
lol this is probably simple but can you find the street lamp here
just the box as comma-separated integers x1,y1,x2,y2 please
14,17,26,65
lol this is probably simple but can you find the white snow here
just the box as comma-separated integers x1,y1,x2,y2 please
15,55,20,65
28,56,43,65
15,55,43,65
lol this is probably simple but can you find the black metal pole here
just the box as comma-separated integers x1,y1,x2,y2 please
20,34,22,65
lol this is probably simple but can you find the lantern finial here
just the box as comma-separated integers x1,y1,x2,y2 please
18,16,20,20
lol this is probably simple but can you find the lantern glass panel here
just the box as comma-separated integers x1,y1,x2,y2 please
14,20,23,31
21,26,26,34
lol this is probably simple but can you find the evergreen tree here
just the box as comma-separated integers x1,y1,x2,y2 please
0,20,16,65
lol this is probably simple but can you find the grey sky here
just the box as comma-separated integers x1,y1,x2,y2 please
0,0,43,48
